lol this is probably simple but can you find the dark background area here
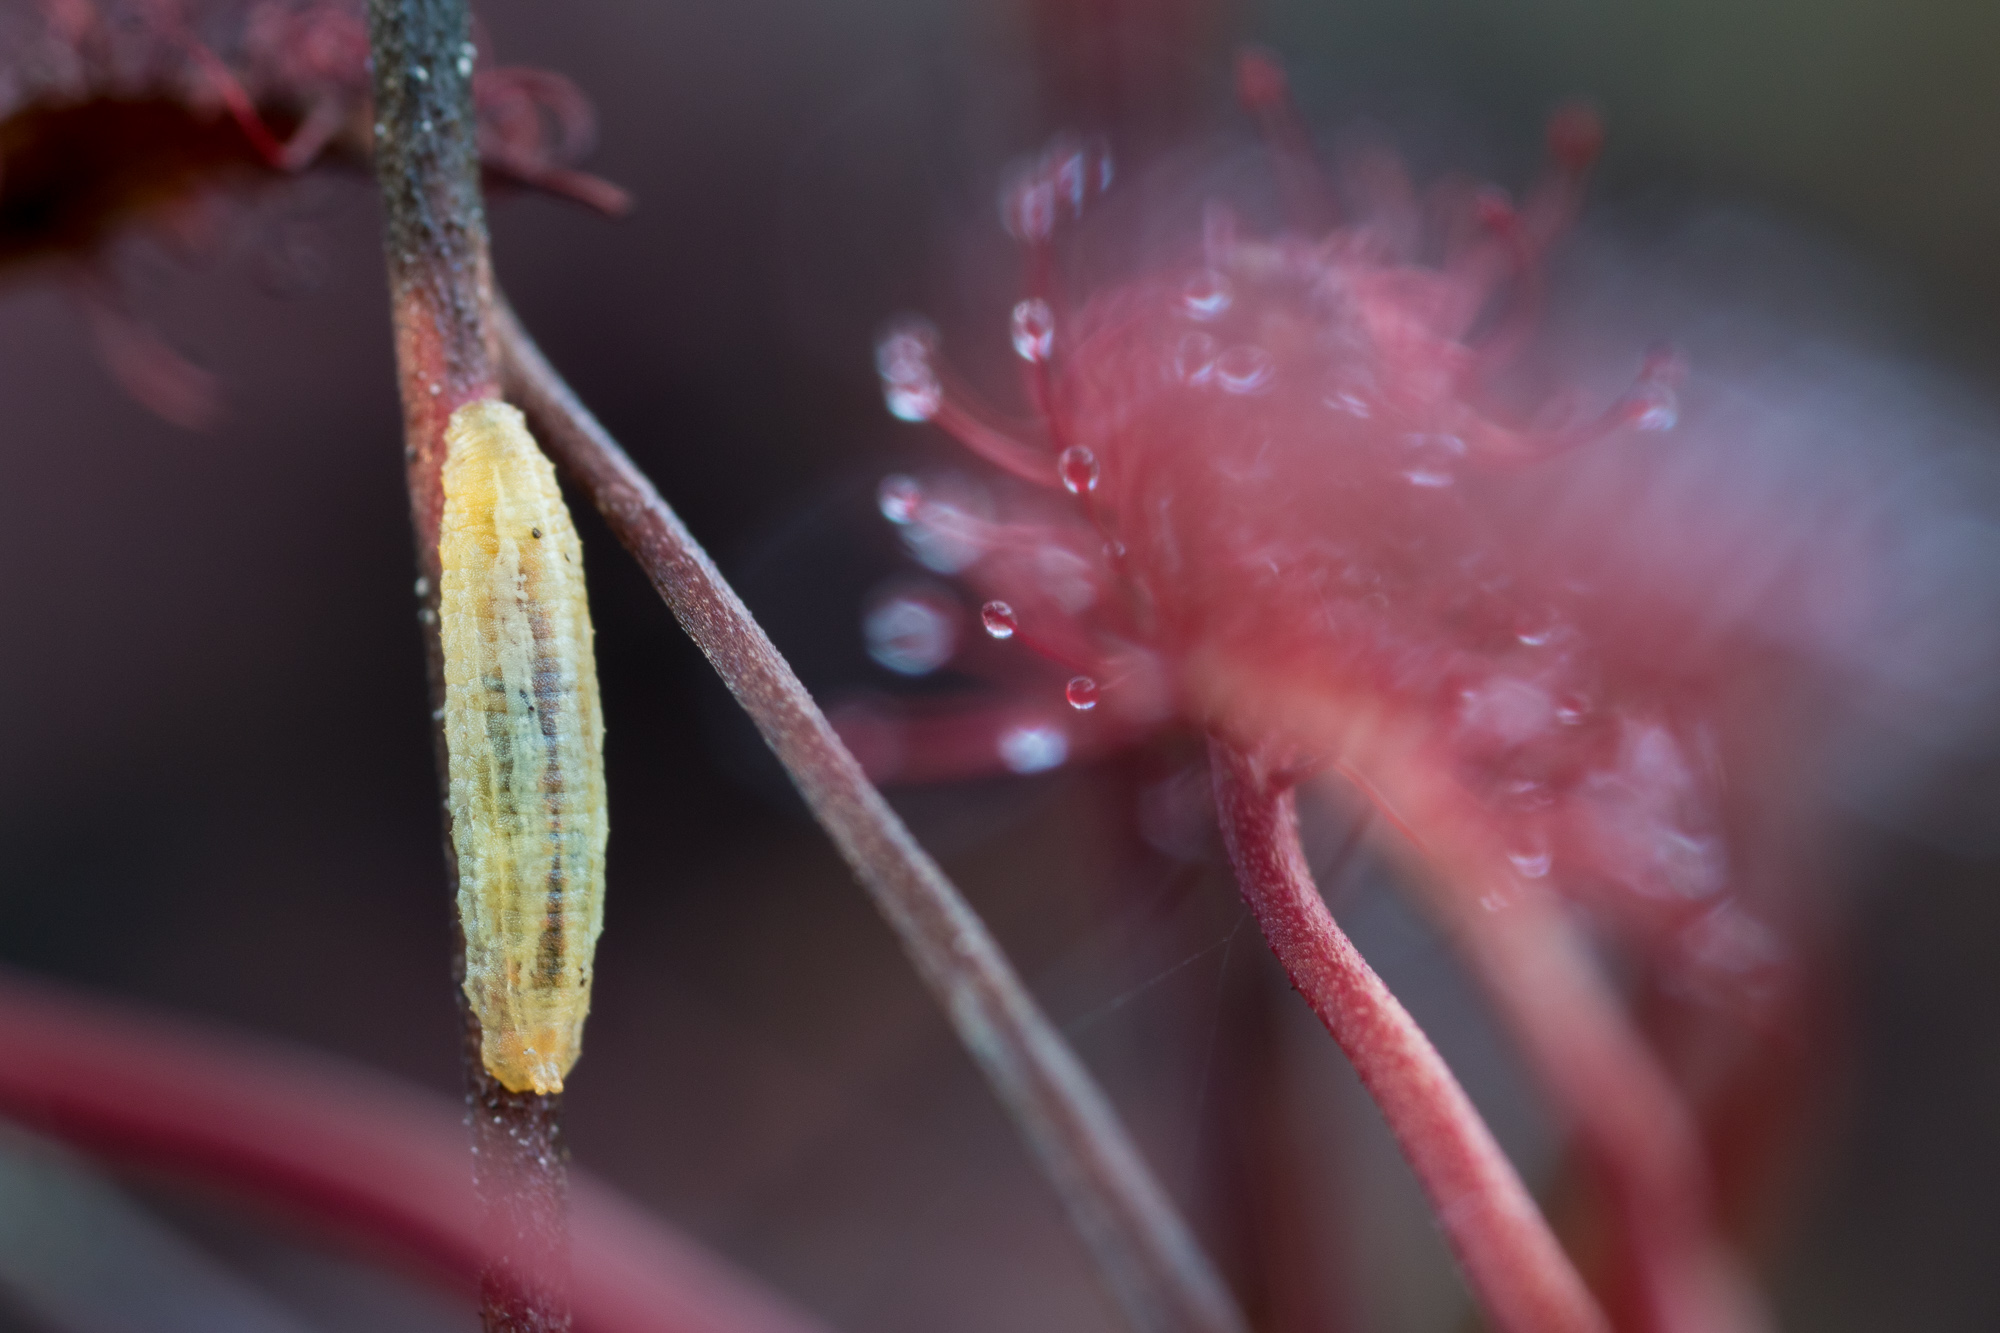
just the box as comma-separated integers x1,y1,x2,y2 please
1,1,1997,1330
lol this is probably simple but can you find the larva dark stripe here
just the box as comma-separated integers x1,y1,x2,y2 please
533,611,569,988
439,400,608,1095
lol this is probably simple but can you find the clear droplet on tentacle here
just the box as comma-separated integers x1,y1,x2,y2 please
877,474,923,525
981,600,1018,639
1508,840,1553,879
1011,299,1055,363
1059,445,1100,495
1002,136,1115,240
1181,270,1234,321
876,319,942,422
998,724,1068,774
1513,609,1565,648
1053,137,1114,216
899,501,985,574
1401,433,1466,488
1626,347,1686,432
1174,333,1220,387
1001,169,1057,242
1065,675,1100,711
1555,691,1592,725
1326,388,1372,418
1630,382,1679,432
1216,345,1275,395
864,593,957,676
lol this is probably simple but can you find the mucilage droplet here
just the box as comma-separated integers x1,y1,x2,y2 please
878,474,923,524
981,600,1019,639
998,724,1069,773
1011,299,1055,363
876,322,942,422
1059,445,1100,495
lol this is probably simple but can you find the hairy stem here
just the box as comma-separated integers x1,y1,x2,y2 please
1208,739,1608,1333
1321,759,1773,1333
494,301,1248,1333
364,3,564,1330
0,970,831,1333
1413,867,1768,1333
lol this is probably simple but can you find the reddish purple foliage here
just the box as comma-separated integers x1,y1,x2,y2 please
859,67,1829,1027
0,0,625,422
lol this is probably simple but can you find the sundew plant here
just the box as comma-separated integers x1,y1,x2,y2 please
1,3,1998,1333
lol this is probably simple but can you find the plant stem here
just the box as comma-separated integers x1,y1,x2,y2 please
1318,757,1772,1333
363,3,564,1330
1410,863,1768,1333
1208,739,1609,1333
0,969,832,1333
494,301,1249,1333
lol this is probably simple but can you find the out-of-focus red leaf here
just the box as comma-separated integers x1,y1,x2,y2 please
0,968,835,1333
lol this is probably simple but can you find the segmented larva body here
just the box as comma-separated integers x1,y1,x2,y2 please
439,400,607,1095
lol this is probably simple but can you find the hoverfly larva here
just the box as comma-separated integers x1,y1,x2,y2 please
438,399,606,1095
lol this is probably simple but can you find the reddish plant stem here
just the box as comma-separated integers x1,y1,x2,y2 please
1412,870,1768,1333
494,302,1248,1333
1326,760,1771,1333
1208,739,1609,1333
364,3,564,1330
0,970,831,1333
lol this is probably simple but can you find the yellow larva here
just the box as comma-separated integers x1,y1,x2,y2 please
439,400,607,1095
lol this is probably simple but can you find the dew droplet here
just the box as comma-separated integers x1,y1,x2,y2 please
1627,350,1685,432
1019,136,1113,222
1001,170,1056,242
1401,433,1466,488
1216,345,1275,395
998,724,1069,774
417,607,437,626
981,600,1018,639
1054,148,1089,215
1059,445,1100,495
414,576,431,598
865,596,957,676
1011,298,1055,363
1326,390,1372,418
1508,846,1553,878
1632,383,1678,432
899,501,983,574
1174,333,1219,386
1065,676,1100,710
1514,613,1563,647
1181,270,1233,321
877,474,923,525
1555,692,1592,725
876,321,942,422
